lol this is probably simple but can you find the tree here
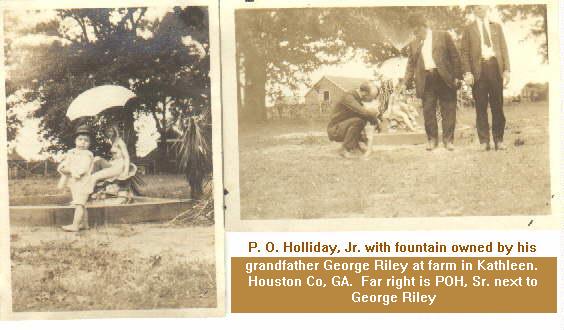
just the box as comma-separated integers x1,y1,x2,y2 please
167,6,213,197
235,9,348,123
7,7,212,197
5,7,210,165
235,7,468,123
5,8,150,156
497,4,548,62
133,7,210,169
6,110,21,142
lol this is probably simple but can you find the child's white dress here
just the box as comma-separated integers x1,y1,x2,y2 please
57,148,94,205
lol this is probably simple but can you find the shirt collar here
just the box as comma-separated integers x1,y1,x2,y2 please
476,16,490,26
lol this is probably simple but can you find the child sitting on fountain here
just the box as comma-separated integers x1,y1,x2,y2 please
57,124,95,232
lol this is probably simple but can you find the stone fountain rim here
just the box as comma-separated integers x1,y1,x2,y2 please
10,196,192,209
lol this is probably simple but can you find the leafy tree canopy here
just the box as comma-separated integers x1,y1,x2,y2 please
5,7,210,160
235,5,547,122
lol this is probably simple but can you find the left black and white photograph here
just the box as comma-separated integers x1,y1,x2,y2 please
1,0,224,318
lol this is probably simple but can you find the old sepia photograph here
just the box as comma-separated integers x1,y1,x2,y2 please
225,3,557,226
2,2,223,317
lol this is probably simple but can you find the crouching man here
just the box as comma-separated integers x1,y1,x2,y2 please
327,81,380,159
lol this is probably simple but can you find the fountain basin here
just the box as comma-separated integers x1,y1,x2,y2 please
9,195,192,226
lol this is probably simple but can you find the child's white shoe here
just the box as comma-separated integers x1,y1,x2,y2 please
61,225,80,232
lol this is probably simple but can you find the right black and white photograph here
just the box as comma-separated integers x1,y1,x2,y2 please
229,4,555,221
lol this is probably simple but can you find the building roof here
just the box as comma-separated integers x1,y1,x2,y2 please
315,76,368,92
522,82,548,90
7,149,25,162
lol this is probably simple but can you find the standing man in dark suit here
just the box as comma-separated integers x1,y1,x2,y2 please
461,5,510,151
327,81,379,159
403,14,462,151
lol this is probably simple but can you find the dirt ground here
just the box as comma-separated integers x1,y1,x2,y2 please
239,101,551,219
10,223,217,312
11,224,216,263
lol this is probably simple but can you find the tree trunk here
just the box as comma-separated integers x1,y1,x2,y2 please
236,45,244,117
156,100,170,173
157,135,168,174
543,6,548,62
123,107,138,159
242,44,267,123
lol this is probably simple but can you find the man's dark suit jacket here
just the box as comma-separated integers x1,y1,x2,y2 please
327,90,376,141
460,20,510,81
404,30,462,99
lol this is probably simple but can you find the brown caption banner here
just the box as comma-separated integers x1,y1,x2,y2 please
232,257,556,313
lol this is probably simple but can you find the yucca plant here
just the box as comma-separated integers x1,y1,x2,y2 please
175,107,212,200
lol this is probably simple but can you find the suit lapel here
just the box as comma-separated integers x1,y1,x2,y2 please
472,21,482,55
431,30,440,64
430,30,455,88
414,39,424,72
410,39,423,68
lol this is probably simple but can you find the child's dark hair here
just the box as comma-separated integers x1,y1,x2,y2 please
74,124,94,142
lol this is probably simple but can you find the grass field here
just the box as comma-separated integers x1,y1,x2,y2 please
11,225,216,312
9,174,217,312
238,101,551,219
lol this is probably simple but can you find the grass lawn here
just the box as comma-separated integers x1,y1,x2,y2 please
11,225,216,312
238,101,551,219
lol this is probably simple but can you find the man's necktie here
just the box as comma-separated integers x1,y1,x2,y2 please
482,20,491,47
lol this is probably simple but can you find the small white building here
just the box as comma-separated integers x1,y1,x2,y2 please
304,76,368,113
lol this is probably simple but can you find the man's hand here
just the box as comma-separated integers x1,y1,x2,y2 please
463,72,474,86
368,112,380,125
503,71,510,88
